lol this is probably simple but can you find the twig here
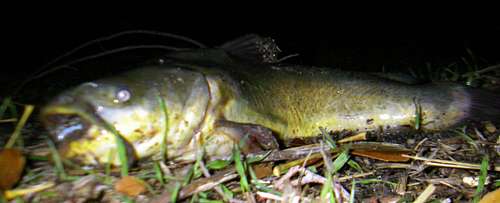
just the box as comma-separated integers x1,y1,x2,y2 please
462,64,500,77
4,181,55,200
0,118,17,123
413,184,436,203
403,154,500,172
337,171,375,182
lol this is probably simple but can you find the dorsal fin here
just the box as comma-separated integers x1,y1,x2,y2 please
370,72,424,85
219,34,281,64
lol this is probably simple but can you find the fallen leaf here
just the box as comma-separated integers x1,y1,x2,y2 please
352,150,409,162
0,148,26,190
479,188,500,203
338,132,367,143
114,176,146,197
252,163,273,179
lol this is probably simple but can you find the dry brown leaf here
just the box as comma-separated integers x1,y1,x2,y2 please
0,148,26,190
352,150,409,162
114,176,146,197
480,188,500,203
252,163,273,179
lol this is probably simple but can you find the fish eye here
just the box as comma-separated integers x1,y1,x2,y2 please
114,89,131,103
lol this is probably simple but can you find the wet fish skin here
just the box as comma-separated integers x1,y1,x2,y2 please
41,38,498,166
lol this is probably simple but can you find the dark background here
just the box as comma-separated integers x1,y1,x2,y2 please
4,12,500,102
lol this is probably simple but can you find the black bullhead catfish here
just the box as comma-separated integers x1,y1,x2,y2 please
40,35,500,166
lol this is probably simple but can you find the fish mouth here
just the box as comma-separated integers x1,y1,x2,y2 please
41,104,137,166
41,104,97,143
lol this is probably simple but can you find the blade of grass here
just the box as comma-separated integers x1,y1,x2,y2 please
170,182,182,202
157,95,169,161
347,160,363,173
5,105,34,148
233,143,250,193
171,165,194,202
0,97,18,119
472,155,489,203
453,129,479,151
46,139,67,180
220,185,234,199
101,121,129,177
357,179,397,188
320,172,335,203
332,148,350,174
154,161,165,186
0,97,11,119
349,179,356,203
206,159,232,170
320,127,337,149
249,165,281,196
413,98,422,130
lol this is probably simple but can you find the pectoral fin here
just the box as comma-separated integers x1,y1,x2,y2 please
204,120,279,160
214,120,279,153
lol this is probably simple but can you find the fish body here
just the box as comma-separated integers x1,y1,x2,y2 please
41,35,498,166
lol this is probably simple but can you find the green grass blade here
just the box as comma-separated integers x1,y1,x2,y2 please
246,150,272,164
332,148,350,174
320,127,337,149
47,139,67,180
206,159,232,170
413,98,422,130
233,143,250,192
320,172,335,203
171,165,195,202
0,97,12,119
154,161,165,186
157,95,169,161
453,129,479,151
349,179,356,203
170,182,182,202
221,185,234,199
101,121,129,177
5,105,34,148
347,160,363,172
473,155,489,203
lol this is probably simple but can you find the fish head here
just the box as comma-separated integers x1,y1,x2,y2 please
41,67,211,166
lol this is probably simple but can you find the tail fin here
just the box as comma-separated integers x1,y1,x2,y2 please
464,87,500,123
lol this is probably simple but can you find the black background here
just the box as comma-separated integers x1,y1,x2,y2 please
4,10,500,101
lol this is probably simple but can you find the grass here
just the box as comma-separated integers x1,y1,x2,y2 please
331,148,350,174
206,159,232,170
453,128,480,151
473,155,490,203
154,161,165,186
101,121,129,177
233,143,250,193
171,165,194,202
349,179,356,203
0,97,18,120
413,98,422,131
157,95,169,162
320,171,335,203
46,139,81,181
5,105,33,148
